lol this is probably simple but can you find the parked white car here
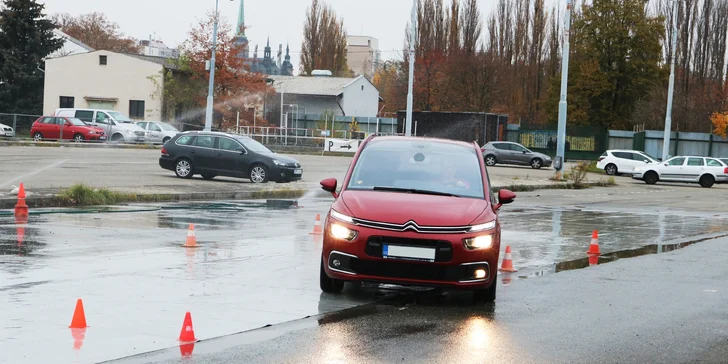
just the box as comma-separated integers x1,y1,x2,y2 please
135,121,180,145
596,149,658,175
0,122,14,138
632,156,728,188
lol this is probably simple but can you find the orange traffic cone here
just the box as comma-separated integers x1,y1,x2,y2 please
14,183,28,218
309,214,323,235
587,230,601,255
69,298,87,329
499,245,518,272
184,224,198,248
178,312,197,343
180,342,195,358
588,254,599,266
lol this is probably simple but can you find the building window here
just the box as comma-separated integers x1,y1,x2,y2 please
99,55,107,65
59,96,74,108
129,100,145,119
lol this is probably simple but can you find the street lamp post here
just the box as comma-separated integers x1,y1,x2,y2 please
204,0,231,132
405,0,416,137
555,0,573,173
662,0,680,161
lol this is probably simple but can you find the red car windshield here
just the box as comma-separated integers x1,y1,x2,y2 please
346,139,486,199
66,118,86,126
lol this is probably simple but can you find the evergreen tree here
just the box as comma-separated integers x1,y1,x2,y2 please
0,0,62,114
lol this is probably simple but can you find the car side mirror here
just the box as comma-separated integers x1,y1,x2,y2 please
238,149,246,154
320,178,339,198
494,189,516,210
522,150,528,154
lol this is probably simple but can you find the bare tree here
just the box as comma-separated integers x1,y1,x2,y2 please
300,0,349,76
50,12,141,53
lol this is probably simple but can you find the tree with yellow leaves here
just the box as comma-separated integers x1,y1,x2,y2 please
710,112,728,138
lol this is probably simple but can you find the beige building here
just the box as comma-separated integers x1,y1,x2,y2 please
43,50,178,120
346,36,380,79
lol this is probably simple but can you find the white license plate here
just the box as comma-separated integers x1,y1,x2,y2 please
293,169,302,174
4,132,12,136
382,244,436,262
99,136,106,140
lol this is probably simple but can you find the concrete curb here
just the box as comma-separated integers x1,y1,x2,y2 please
0,189,308,210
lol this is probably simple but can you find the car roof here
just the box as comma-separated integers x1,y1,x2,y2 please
179,130,247,138
370,135,478,149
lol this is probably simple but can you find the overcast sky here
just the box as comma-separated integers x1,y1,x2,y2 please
42,0,561,71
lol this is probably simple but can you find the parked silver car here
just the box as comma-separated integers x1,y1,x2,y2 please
135,121,180,145
481,141,553,169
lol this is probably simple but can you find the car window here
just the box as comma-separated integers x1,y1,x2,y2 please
613,152,630,159
107,111,133,123
511,144,528,152
634,153,654,162
667,157,685,166
149,123,162,132
66,118,85,126
217,137,243,152
176,135,194,145
75,111,93,122
687,157,704,166
159,122,179,132
40,117,54,124
95,112,110,124
137,122,147,129
237,137,271,153
193,136,214,148
346,139,485,199
493,143,511,150
706,158,723,167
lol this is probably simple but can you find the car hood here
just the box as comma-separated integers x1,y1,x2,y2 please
0,123,11,129
340,190,488,226
533,151,551,160
261,152,299,164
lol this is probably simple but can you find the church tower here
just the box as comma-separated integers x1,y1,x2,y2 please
232,0,249,59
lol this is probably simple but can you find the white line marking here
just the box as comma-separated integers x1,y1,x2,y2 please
0,159,68,188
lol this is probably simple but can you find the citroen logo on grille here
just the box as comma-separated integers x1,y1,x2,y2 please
402,220,419,231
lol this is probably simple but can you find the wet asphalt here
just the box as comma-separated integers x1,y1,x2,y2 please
2,187,728,363
110,235,728,364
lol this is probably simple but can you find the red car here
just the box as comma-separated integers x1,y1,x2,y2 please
30,116,106,142
318,135,516,302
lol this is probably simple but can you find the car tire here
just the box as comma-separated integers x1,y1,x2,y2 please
33,132,43,141
473,280,497,303
605,163,618,175
249,164,269,183
73,134,84,143
201,173,216,180
175,158,194,179
699,174,715,188
111,133,124,143
643,171,659,185
484,155,497,167
320,258,345,293
530,158,543,169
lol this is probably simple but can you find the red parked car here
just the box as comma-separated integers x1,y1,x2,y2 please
30,116,106,142
318,135,516,302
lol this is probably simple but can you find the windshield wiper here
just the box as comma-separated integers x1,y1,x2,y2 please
372,186,458,197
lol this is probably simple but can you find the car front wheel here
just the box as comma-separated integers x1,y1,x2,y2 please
320,258,345,293
249,164,269,183
530,158,543,169
484,155,496,166
473,280,497,303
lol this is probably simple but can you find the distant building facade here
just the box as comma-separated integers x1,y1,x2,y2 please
138,37,179,59
231,0,293,76
346,35,380,78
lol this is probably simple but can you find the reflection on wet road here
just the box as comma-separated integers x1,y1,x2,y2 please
1,198,727,363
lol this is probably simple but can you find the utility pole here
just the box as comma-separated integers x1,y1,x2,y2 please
405,0,416,137
555,0,572,173
662,0,680,161
203,0,221,132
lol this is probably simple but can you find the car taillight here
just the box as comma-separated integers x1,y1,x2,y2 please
598,157,605,162
161,147,167,155
480,146,485,152
724,167,728,174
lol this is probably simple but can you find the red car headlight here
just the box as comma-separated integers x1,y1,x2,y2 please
330,223,358,241
463,235,494,250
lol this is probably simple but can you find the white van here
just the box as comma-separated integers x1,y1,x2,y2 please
54,108,148,144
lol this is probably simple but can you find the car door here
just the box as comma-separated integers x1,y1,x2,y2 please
147,123,164,143
189,135,217,173
492,143,514,163
659,157,686,181
611,152,633,172
510,143,532,165
214,136,249,177
682,157,705,182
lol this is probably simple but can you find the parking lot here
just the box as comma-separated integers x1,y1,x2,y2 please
2,144,728,363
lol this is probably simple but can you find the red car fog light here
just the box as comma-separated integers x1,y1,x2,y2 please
463,235,493,250
330,223,358,241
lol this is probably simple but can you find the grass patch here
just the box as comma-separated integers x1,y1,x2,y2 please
55,183,172,206
249,187,307,199
586,161,605,174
